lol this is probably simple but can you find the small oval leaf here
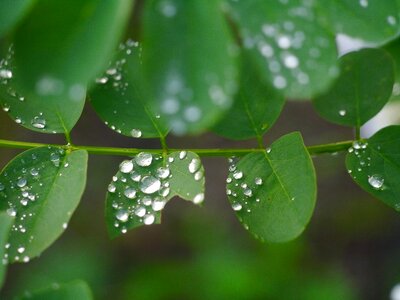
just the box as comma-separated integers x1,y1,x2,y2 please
17,280,93,300
226,132,316,243
316,0,400,45
346,125,400,211
0,147,88,263
142,0,238,135
227,0,338,99
313,48,395,127
0,0,133,133
90,40,168,138
106,151,205,238
213,53,285,140
0,212,14,289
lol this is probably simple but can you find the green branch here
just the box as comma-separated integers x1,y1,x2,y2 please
0,138,354,157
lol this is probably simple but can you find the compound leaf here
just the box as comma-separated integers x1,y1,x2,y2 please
0,212,14,289
0,0,133,133
313,48,394,127
226,132,316,243
213,53,285,140
142,0,238,135
90,40,168,138
106,151,205,238
17,280,93,300
227,0,338,99
0,147,88,263
346,125,400,211
316,0,400,45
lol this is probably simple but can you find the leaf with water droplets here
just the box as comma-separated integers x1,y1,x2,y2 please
226,132,316,243
17,279,93,300
90,40,168,138
213,52,285,140
227,0,338,99
0,212,14,289
313,48,395,128
346,125,400,211
316,0,400,45
106,151,205,237
0,0,133,133
0,0,34,37
142,0,238,135
0,147,88,263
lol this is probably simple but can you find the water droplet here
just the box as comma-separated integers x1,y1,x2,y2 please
156,167,170,179
194,171,203,181
188,158,201,173
193,193,204,204
368,174,384,190
244,188,253,197
31,116,46,129
143,214,155,225
50,153,60,167
135,207,146,217
108,184,116,193
0,69,12,79
232,203,242,211
119,160,133,173
233,171,243,180
17,178,27,188
140,176,161,194
339,110,346,116
17,247,25,254
152,199,166,211
135,152,153,167
142,196,152,206
130,171,141,182
131,129,142,138
116,209,129,222
159,187,170,197
124,188,137,199
179,151,187,160
255,177,263,185
283,54,299,69
359,0,368,8
7,208,16,217
266,147,272,154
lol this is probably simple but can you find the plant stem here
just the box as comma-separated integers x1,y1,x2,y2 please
0,138,354,157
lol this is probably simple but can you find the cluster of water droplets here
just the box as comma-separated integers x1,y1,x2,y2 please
108,153,170,233
95,39,148,138
0,148,69,264
347,141,386,191
226,157,265,218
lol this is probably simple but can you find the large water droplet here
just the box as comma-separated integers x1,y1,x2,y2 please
232,203,242,211
193,193,204,204
188,158,201,173
140,176,161,194
119,160,133,173
152,198,166,211
116,209,129,222
156,167,170,179
135,152,153,167
131,129,142,138
233,171,243,180
135,207,146,217
368,174,384,190
124,188,137,199
143,214,155,225
17,178,27,188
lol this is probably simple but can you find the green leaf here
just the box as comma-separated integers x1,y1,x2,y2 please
0,212,14,289
383,38,400,101
0,0,34,37
346,125,400,211
18,280,93,300
106,151,205,238
90,40,168,138
0,147,88,263
316,0,400,45
313,48,395,128
213,53,285,140
0,0,133,133
227,0,338,99
226,132,316,243
142,0,238,135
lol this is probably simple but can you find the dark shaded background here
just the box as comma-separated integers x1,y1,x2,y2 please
1,100,400,300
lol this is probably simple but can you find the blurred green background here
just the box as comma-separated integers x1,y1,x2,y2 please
1,100,400,300
2,1,400,299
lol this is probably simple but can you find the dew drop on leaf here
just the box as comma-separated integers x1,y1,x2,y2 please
368,174,384,190
135,152,153,167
